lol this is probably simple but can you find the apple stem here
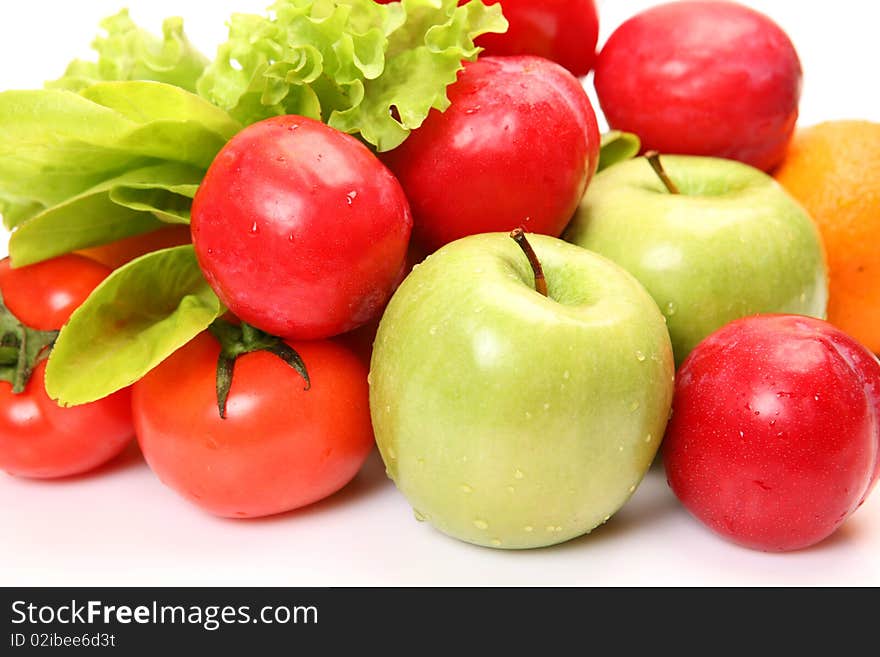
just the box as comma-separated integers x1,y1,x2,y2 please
510,228,548,297
645,151,680,194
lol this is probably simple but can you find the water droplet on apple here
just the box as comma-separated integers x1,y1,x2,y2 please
629,400,640,412
545,525,556,533
464,105,481,115
287,234,295,243
387,446,397,460
473,519,489,530
474,306,484,314
417,458,425,467
603,515,611,523
429,326,437,336
814,393,820,401
460,484,473,494
739,430,745,439
523,525,534,533
665,301,677,316
473,267,483,274
414,510,426,522
635,351,646,362
524,411,532,420
385,405,392,414
563,370,570,380
346,190,358,206
506,486,515,494
645,434,652,443
490,538,502,547
555,526,563,533
543,402,550,411
514,469,525,480
629,485,636,493
249,221,259,234
618,445,624,452
206,248,214,255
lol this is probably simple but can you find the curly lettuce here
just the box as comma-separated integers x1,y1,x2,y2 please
197,0,508,151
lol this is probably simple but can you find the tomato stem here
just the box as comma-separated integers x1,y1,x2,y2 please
0,291,58,394
645,151,680,194
510,228,548,297
207,319,310,419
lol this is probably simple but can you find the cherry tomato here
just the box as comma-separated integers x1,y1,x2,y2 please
382,56,600,253
664,315,880,552
133,333,375,518
0,255,134,479
191,115,412,341
78,224,192,269
375,0,600,76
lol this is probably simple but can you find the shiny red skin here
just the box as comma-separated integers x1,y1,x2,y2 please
0,255,134,479
191,115,412,340
382,56,600,253
133,333,375,518
664,315,880,552
376,0,600,77
594,1,802,172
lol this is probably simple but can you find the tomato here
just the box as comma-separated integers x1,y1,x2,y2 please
375,0,600,76
133,332,375,518
0,255,134,479
191,115,412,341
381,56,600,253
78,224,192,269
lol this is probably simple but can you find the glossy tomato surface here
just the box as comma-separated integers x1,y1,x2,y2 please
191,116,412,341
594,1,802,172
0,255,134,478
376,0,600,76
664,315,880,552
382,56,600,253
133,333,375,518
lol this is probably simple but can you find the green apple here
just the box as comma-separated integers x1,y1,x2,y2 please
369,232,674,549
564,154,828,365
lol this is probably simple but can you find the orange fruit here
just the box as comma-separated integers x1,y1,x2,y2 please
774,120,880,353
77,224,192,269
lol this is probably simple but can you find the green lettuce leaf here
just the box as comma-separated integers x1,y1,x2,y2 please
598,131,642,172
45,246,223,406
9,163,201,267
46,10,209,94
197,0,507,151
0,82,239,229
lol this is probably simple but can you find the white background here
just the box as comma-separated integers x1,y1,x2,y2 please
1,1,879,586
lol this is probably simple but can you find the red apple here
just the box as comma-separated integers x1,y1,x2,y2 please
664,315,880,552
594,1,802,172
382,56,600,253
374,0,600,76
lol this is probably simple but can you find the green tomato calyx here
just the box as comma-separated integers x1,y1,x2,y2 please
0,291,59,394
208,318,310,420
510,229,548,297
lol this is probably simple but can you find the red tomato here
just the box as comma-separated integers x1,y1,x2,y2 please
663,315,880,552
133,333,375,518
78,224,192,269
375,0,600,76
191,115,412,341
0,255,134,479
382,56,600,253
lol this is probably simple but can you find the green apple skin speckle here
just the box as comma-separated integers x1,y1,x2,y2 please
565,155,828,366
369,233,674,549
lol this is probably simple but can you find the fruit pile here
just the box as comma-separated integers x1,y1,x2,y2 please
1,1,878,554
